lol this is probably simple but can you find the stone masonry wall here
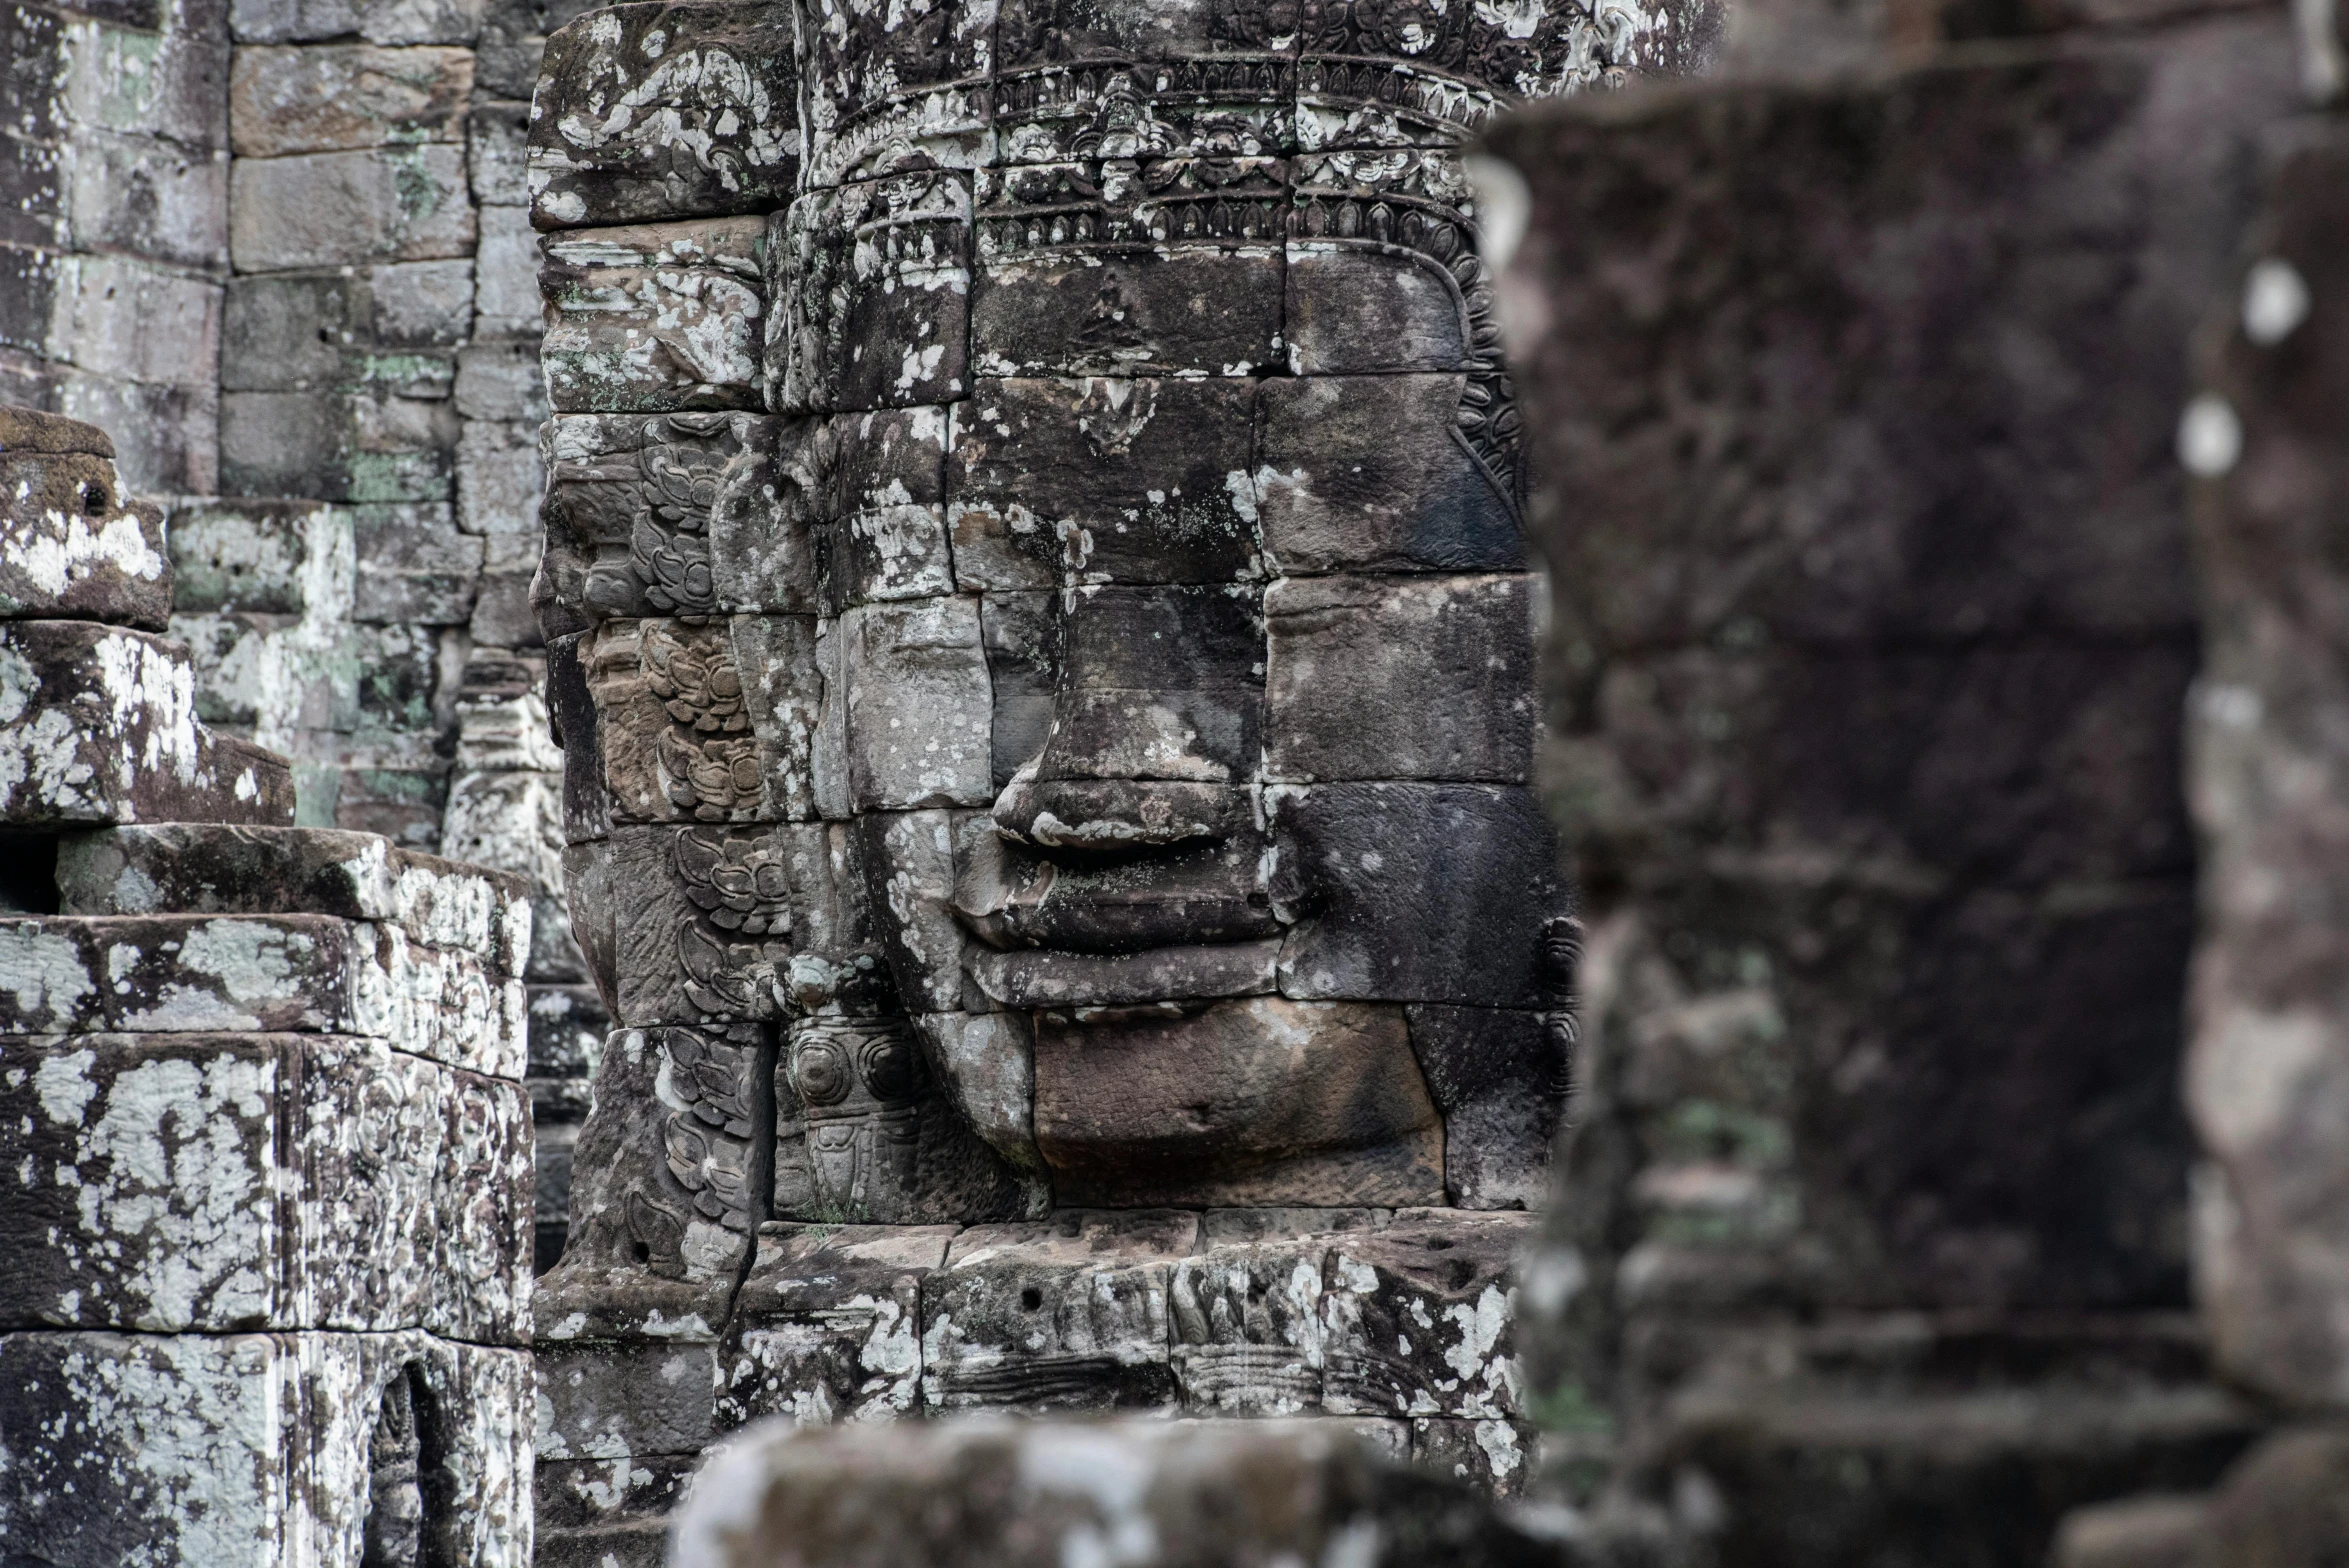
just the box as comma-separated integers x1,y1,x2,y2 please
2,0,606,1269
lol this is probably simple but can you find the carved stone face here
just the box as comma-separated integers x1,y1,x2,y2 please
542,0,1607,1262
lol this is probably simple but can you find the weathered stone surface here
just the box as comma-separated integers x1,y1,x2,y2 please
719,1223,954,1428
0,619,296,827
1406,1005,1570,1211
0,447,170,628
921,1210,1197,1412
530,0,798,230
1320,1211,1530,1420
1264,574,1534,782
969,162,1283,380
1032,998,1445,1210
1256,373,1525,574
537,1335,719,1460
2182,123,2349,1416
574,617,816,826
0,1330,533,1568
222,261,470,393
835,597,992,810
944,378,1257,588
0,913,526,1078
55,822,532,978
541,218,763,412
667,1417,1564,1568
1270,782,1570,1008
791,0,992,189
229,145,476,271
771,170,969,413
2052,1494,2210,1568
539,411,817,629
220,384,461,503
228,45,474,158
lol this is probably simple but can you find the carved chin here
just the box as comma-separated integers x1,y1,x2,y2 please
1024,997,1446,1210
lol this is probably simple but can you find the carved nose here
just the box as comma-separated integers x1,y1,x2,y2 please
991,765,1246,851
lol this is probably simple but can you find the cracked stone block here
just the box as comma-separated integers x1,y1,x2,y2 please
0,1329,533,1568
0,914,524,1078
530,0,799,230
229,145,476,271
1405,1005,1570,1211
1032,997,1445,1210
1264,573,1533,782
0,620,296,827
944,377,1257,589
1255,373,1525,575
228,45,474,158
970,164,1284,380
1320,1211,1532,1419
1270,782,1568,1008
54,823,534,979
666,1416,1564,1568
541,218,764,412
0,446,169,628
718,1223,956,1428
921,1209,1199,1412
837,596,993,811
770,171,970,414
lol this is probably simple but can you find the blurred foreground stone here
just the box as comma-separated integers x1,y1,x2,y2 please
669,1419,1566,1568
1482,16,2296,1566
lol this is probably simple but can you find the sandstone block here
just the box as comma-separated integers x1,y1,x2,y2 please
793,0,991,188
473,202,547,338
770,171,968,414
1320,1212,1531,1419
541,218,763,411
537,1336,719,1460
945,377,1256,589
0,1330,533,1568
529,0,798,230
0,620,295,827
0,447,169,628
1256,373,1525,574
718,1224,955,1428
1269,782,1568,1008
223,261,472,392
230,0,489,46
970,163,1283,379
1406,1004,1568,1210
1032,997,1445,1210
456,340,549,421
58,128,229,270
429,1065,537,1343
1265,573,1533,782
837,596,992,810
227,44,473,157
56,822,534,976
471,99,531,205
162,497,322,614
921,1210,1198,1412
230,145,475,271
354,503,483,625
458,417,543,535
220,385,459,502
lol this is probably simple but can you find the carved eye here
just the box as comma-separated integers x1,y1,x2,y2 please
858,1032,920,1102
792,1039,852,1105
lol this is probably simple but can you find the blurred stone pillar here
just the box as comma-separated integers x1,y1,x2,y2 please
1482,15,2299,1562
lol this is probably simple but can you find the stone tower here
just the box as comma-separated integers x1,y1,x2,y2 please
524,0,1720,1557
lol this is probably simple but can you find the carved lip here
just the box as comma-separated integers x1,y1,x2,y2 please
951,823,1281,954
962,938,1282,1009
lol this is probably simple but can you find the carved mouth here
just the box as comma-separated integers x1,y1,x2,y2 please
951,827,1281,956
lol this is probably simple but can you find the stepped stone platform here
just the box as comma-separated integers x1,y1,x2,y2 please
0,406,536,1568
